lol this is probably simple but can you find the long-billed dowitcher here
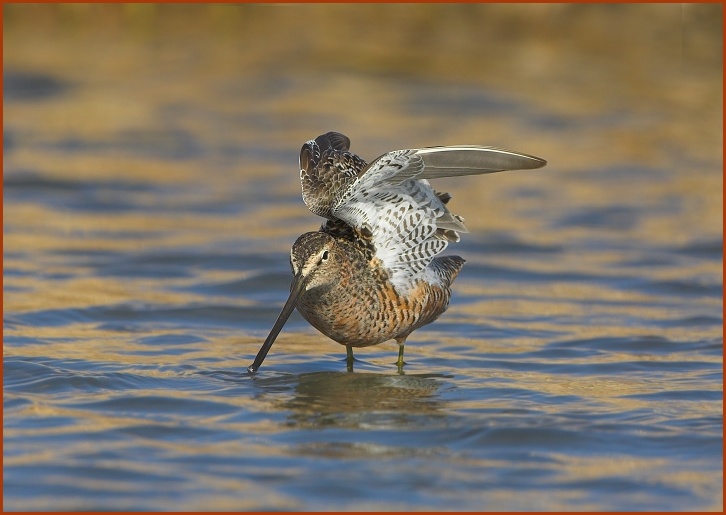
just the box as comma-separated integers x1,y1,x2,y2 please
248,132,546,372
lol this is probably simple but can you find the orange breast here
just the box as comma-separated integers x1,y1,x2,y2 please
296,277,451,347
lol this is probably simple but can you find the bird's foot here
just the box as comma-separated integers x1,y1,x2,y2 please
346,345,355,372
396,343,406,371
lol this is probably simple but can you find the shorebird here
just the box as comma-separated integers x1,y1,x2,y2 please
248,132,546,373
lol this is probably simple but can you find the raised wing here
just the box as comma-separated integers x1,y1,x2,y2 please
330,139,546,293
383,145,547,181
299,132,366,219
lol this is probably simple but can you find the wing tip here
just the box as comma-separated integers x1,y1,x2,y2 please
521,155,547,169
417,145,546,172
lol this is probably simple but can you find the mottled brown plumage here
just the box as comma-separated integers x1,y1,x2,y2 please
292,230,464,348
248,132,546,372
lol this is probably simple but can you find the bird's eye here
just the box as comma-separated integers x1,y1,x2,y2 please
321,250,329,261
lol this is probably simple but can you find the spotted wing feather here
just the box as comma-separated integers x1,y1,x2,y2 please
299,132,366,219
328,136,545,293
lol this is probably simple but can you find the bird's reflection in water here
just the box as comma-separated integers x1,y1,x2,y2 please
252,370,448,430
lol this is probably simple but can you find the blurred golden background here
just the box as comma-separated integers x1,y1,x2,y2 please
4,3,722,246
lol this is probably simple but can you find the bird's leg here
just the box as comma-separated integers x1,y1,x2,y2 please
395,337,406,369
346,345,354,372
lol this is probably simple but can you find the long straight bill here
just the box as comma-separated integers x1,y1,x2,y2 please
248,273,307,373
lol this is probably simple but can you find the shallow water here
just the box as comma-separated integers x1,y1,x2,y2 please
3,4,723,511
